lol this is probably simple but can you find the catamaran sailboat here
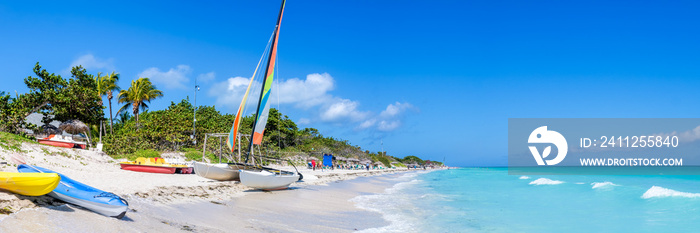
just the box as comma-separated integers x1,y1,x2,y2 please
237,0,301,190
196,0,301,190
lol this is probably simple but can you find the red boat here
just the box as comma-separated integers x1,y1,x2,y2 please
119,163,177,174
37,135,87,149
119,157,192,174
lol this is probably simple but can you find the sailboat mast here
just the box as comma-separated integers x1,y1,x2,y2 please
246,0,286,163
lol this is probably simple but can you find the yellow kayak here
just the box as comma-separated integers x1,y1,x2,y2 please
0,172,60,196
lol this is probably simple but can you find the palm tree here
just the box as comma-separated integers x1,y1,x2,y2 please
95,72,106,140
115,111,131,125
103,71,120,134
117,77,163,125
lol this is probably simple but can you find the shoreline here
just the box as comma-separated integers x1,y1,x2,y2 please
0,142,435,232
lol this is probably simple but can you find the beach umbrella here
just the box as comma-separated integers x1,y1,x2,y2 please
38,124,62,135
59,120,89,135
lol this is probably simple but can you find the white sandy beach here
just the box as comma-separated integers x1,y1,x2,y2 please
0,142,420,232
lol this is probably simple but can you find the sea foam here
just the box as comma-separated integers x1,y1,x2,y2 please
352,179,423,233
591,182,618,189
642,186,700,199
529,178,564,185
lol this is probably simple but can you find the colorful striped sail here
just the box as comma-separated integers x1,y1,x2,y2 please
226,73,256,152
226,2,283,152
250,0,285,146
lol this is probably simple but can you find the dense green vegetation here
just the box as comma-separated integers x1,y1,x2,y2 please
0,63,102,136
0,62,435,166
103,98,389,164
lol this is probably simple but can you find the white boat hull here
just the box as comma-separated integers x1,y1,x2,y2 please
239,170,300,190
193,162,240,181
50,192,128,218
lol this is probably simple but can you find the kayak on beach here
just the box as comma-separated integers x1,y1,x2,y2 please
17,164,129,219
0,171,60,196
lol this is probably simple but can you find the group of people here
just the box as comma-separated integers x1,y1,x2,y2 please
308,159,376,171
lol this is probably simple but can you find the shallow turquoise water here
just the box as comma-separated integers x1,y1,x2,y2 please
353,168,700,232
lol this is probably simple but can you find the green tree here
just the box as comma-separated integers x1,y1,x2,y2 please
115,111,131,125
117,78,163,125
6,63,102,135
0,91,14,133
51,66,103,127
96,71,120,134
263,108,299,150
401,155,424,165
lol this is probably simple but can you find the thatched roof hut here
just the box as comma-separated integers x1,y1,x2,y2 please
38,124,62,135
59,120,88,135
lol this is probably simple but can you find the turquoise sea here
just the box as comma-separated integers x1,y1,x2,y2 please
352,168,700,232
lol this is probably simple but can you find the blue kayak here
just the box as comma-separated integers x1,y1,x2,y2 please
17,164,128,219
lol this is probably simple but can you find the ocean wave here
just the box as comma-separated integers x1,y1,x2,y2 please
419,193,451,201
591,182,618,189
519,176,530,180
386,179,421,194
393,171,427,182
351,182,423,232
642,186,700,199
529,178,564,185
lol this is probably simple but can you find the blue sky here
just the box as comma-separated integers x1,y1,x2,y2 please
2,1,700,166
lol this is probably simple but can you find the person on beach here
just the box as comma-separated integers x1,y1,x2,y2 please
366,163,370,170
312,160,316,171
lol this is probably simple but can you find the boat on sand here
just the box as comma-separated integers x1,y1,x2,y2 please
239,169,300,191
193,162,241,181
37,134,87,149
235,0,303,190
120,157,193,174
0,171,60,196
197,0,302,189
17,165,129,219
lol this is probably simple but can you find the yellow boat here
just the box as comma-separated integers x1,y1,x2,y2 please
0,172,60,196
119,157,193,174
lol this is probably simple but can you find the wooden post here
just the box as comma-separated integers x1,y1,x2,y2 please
237,134,241,162
202,134,208,162
99,120,102,144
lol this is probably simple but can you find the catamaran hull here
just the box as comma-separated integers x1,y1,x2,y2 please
49,192,128,218
239,170,300,191
193,162,239,181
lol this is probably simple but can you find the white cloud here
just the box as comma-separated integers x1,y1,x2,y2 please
66,54,115,74
209,76,260,113
319,98,369,122
380,102,415,118
357,102,417,132
654,125,700,143
209,72,417,132
298,118,311,125
359,119,377,129
197,72,216,83
275,73,335,108
378,120,401,131
212,73,335,114
138,65,191,90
